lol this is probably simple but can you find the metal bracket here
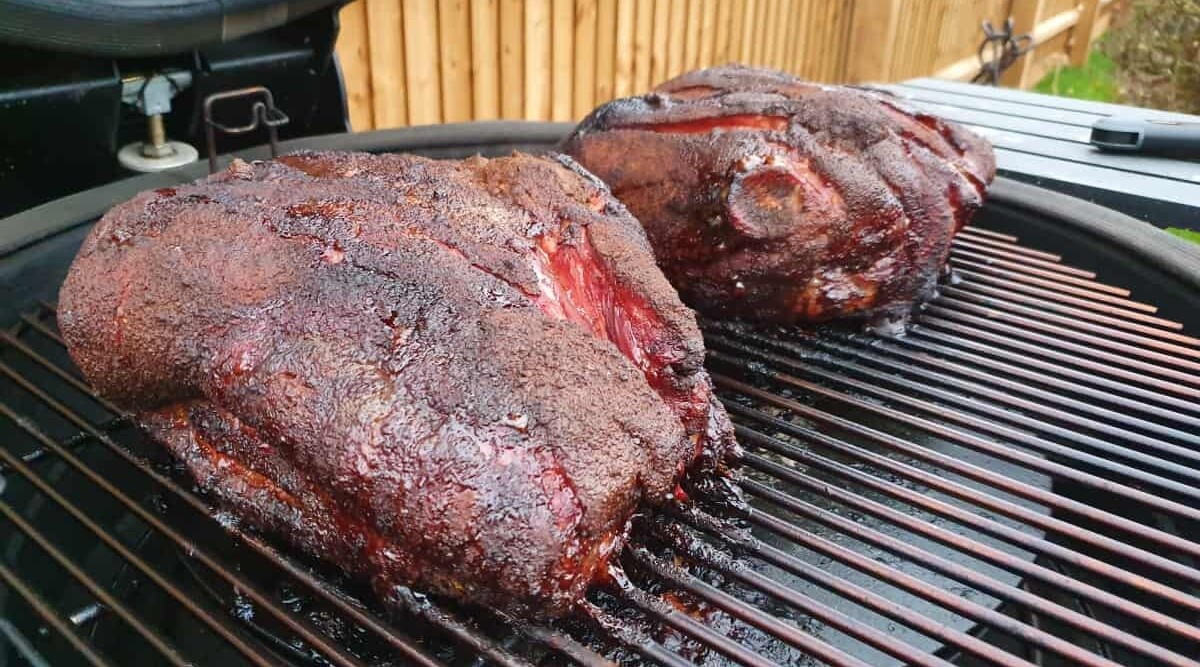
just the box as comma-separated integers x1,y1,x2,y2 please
202,87,291,174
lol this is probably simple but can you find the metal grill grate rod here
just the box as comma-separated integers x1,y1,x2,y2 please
626,547,878,667
738,471,1199,667
727,411,1200,624
0,561,114,667
0,330,123,414
739,499,1127,667
949,259,1157,311
670,507,1039,667
731,327,1200,466
961,226,1019,242
949,252,1124,294
714,382,1200,574
948,281,1193,340
950,266,1166,320
881,328,1200,419
0,501,191,666
952,241,1087,275
708,345,1200,510
608,568,784,667
579,603,694,667
644,519,960,667
915,316,1200,399
952,233,1061,261
0,397,370,667
936,294,1200,362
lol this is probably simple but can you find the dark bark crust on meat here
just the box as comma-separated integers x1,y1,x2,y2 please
58,151,734,617
561,64,997,326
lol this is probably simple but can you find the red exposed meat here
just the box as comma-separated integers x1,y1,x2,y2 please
58,151,734,617
562,65,997,327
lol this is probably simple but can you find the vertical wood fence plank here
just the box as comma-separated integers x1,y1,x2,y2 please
834,0,854,80
439,0,473,121
809,0,825,78
366,0,405,128
651,0,671,83
698,0,717,68
783,0,804,75
667,0,687,76
737,0,757,63
524,0,552,119
758,0,777,65
339,1,375,130
551,0,575,120
595,0,618,102
471,0,500,119
404,0,442,124
499,0,524,118
793,0,811,77
764,0,780,69
777,0,787,68
798,0,814,73
749,0,768,64
728,0,746,66
633,0,655,92
821,0,840,78
713,0,733,65
1071,0,1101,65
762,0,778,65
683,0,702,70
573,0,598,117
845,0,901,82
614,0,636,97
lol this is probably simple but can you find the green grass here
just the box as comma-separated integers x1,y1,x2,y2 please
1034,50,1119,103
1166,227,1200,245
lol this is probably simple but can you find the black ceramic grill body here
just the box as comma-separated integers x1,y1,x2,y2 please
0,122,1197,667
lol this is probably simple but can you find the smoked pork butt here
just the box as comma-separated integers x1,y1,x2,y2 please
562,65,996,328
58,151,734,616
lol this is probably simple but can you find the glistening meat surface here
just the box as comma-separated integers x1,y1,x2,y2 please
562,65,997,327
58,151,734,616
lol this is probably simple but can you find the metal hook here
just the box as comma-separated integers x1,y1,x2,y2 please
202,86,291,174
973,19,1034,86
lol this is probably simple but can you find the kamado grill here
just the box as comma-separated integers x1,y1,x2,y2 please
2,4,1200,667
1,122,1199,667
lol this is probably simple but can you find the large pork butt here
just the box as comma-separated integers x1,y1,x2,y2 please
58,151,734,616
562,64,997,327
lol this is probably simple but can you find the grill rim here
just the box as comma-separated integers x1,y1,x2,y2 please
983,178,1200,293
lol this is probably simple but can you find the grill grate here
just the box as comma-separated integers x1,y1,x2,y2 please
0,225,1198,666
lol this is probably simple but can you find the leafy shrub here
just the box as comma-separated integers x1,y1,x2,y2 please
1101,0,1200,114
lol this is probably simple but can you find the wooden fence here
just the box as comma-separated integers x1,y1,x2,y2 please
336,0,1118,131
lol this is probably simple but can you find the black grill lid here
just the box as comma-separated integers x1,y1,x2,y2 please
0,0,341,57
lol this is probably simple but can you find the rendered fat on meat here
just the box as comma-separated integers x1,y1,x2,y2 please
58,151,734,617
562,65,997,328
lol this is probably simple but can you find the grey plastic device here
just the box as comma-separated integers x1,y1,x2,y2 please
1090,116,1200,156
